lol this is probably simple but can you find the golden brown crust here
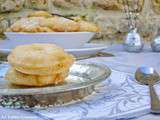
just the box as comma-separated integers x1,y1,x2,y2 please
8,10,100,33
8,44,75,75
5,68,69,86
71,16,100,32
6,43,74,86
40,16,80,32
12,54,74,75
9,16,80,32
9,17,54,32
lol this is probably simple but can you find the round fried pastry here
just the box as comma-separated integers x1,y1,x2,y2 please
8,44,75,75
13,53,74,75
5,68,69,86
40,16,80,32
9,17,53,32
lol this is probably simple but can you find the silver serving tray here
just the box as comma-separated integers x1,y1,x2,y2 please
0,62,111,108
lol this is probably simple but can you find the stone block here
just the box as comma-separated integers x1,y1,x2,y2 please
152,0,160,14
0,0,25,13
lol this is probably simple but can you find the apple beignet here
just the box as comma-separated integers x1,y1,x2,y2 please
8,44,75,75
6,43,74,86
6,68,69,86
8,17,53,32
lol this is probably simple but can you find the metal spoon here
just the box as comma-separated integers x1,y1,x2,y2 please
135,67,160,113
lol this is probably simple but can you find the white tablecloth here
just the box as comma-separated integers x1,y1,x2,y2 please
0,44,160,120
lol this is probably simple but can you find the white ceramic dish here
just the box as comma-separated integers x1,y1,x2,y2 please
4,32,95,49
0,40,107,57
66,43,108,57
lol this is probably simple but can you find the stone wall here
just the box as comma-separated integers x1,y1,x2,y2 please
0,0,160,43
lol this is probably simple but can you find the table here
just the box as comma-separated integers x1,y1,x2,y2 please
0,44,160,120
103,44,160,120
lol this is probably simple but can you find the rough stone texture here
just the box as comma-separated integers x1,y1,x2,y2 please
50,0,144,11
0,0,25,13
26,0,49,10
152,0,160,14
0,0,160,43
91,0,144,11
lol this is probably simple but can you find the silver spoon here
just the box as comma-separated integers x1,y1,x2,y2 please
135,67,160,113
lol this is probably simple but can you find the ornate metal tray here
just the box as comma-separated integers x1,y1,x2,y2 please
0,62,111,109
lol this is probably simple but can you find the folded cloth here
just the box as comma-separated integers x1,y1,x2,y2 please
0,108,43,120
32,64,156,120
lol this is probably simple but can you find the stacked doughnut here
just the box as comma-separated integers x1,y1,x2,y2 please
5,44,75,87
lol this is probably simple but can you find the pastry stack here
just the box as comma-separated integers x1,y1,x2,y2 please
5,43,75,87
7,11,100,33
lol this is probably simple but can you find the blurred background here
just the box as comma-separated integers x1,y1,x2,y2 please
0,0,160,44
